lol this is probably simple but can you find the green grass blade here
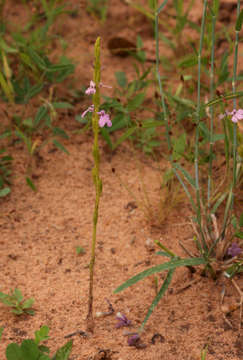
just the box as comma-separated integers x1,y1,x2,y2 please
173,162,196,188
114,257,206,293
140,268,175,330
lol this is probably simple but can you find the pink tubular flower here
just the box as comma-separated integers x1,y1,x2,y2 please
230,109,243,123
81,106,112,128
85,80,96,95
81,104,94,118
98,110,112,127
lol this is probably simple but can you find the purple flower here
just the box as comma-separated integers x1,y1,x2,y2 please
228,243,242,257
85,80,96,95
98,110,112,127
230,109,243,123
81,104,94,118
115,312,131,328
128,333,140,346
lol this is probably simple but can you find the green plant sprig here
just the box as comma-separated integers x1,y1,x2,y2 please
87,36,102,331
0,288,35,316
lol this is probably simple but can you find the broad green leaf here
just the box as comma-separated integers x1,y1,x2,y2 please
52,140,69,155
127,93,145,112
114,257,206,293
6,343,22,360
0,187,10,197
115,71,127,88
172,133,187,160
14,288,23,302
21,339,40,360
53,340,73,360
22,298,34,309
112,127,136,150
52,102,73,109
141,268,175,329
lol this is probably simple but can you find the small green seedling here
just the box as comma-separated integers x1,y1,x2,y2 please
5,325,73,360
0,288,35,315
76,246,86,255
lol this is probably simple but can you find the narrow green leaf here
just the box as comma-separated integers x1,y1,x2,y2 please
26,177,37,191
34,106,48,127
142,120,164,128
236,9,243,31
211,192,228,214
140,268,175,330
114,257,206,293
173,162,196,188
239,212,243,227
127,93,145,111
0,187,10,197
28,48,47,70
205,91,243,108
52,102,73,109
52,140,69,155
52,127,69,139
0,326,3,340
0,39,18,53
112,127,136,150
157,0,170,14
12,309,23,315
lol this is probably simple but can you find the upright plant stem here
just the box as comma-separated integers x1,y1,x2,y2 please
221,0,240,238
207,2,217,209
232,1,240,188
195,0,207,251
155,10,171,151
87,37,102,331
